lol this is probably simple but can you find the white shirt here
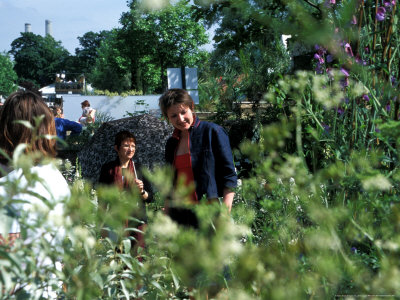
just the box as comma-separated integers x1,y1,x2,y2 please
0,163,70,238
0,163,70,298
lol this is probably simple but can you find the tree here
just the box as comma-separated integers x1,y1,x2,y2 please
100,0,209,93
75,31,111,77
90,30,132,93
149,1,209,90
9,33,70,87
193,0,291,108
0,52,17,97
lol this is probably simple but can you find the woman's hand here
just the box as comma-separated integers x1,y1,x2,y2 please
134,179,144,193
135,179,148,200
223,188,234,213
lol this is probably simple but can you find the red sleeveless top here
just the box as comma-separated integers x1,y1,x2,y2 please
174,153,198,203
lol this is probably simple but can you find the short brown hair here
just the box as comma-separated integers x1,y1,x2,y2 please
0,90,57,162
50,105,62,117
158,89,195,119
114,130,136,149
81,100,90,107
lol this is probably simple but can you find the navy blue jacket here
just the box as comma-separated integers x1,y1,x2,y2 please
54,118,82,140
165,117,237,200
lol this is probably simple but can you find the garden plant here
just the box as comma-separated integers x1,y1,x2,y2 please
2,0,400,299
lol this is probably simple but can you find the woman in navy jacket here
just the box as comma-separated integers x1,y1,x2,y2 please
160,89,237,212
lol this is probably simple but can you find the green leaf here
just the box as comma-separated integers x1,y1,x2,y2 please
120,279,130,299
118,254,134,271
13,120,33,129
170,268,180,291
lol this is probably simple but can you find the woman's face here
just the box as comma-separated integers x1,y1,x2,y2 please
166,103,194,131
56,109,63,118
115,138,136,162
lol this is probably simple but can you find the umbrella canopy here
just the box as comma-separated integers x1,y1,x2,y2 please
77,114,173,183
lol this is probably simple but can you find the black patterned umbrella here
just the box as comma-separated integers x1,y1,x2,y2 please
77,114,173,182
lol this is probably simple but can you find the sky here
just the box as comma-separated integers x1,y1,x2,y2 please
0,0,214,55
0,0,130,54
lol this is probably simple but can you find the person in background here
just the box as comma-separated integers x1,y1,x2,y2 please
98,130,153,250
79,100,96,125
0,90,70,297
159,89,237,217
51,105,82,140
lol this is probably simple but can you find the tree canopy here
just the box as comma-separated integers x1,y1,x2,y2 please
75,31,111,76
90,30,132,93
193,0,292,105
9,32,70,87
0,52,17,97
90,0,209,93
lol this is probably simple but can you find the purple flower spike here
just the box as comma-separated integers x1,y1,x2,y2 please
322,123,331,134
324,0,335,7
386,104,391,112
362,94,370,102
351,247,357,253
376,7,386,21
315,63,324,74
344,43,354,57
314,53,325,64
340,67,350,77
384,0,396,7
327,54,333,63
355,55,367,65
337,107,345,115
391,76,398,87
340,77,349,88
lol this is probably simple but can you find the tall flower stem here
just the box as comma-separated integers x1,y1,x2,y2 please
356,0,364,55
372,0,379,88
296,95,305,160
382,4,396,79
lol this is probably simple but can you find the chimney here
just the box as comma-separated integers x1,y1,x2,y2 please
45,20,52,36
25,23,31,33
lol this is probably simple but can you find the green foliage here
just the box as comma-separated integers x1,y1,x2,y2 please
0,52,17,97
90,0,209,93
9,32,70,87
108,0,208,93
4,0,400,299
125,99,150,117
92,89,144,97
90,30,133,93
75,30,111,77
3,135,400,298
64,111,113,151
